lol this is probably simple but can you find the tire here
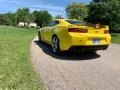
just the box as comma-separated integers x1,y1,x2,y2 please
38,31,41,42
52,36,60,54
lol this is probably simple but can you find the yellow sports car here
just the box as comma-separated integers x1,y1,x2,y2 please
38,19,111,54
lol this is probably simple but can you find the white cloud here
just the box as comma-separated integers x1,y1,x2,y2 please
30,4,65,12
0,0,22,6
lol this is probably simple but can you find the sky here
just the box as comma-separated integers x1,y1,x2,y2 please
0,0,91,18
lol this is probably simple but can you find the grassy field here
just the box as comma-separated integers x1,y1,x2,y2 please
0,26,43,90
111,33,120,44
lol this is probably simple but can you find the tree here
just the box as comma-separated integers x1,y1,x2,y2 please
92,0,108,2
55,15,64,19
66,3,88,20
0,12,16,25
87,0,120,32
0,14,6,25
6,12,16,25
16,8,30,26
33,11,52,27
0,8,52,27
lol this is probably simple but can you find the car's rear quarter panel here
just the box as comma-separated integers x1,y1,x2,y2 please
52,26,72,50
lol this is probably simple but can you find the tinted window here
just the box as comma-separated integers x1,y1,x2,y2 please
48,21,59,27
66,20,87,25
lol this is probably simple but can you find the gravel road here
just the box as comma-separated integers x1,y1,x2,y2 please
31,36,120,90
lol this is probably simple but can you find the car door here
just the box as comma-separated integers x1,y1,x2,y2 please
40,23,53,42
46,20,59,44
40,26,47,42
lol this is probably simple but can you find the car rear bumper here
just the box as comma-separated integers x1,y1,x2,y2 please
59,33,111,51
69,45,109,51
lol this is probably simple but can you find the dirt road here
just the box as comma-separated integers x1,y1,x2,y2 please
31,36,120,90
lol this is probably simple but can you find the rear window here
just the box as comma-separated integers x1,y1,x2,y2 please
65,20,87,25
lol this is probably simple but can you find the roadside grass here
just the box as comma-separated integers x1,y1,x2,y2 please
111,33,120,44
0,26,44,90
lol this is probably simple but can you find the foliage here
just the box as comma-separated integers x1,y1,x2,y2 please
0,8,52,28
0,12,16,26
16,8,30,26
33,10,52,27
0,25,44,89
87,0,120,33
66,2,88,20
0,14,7,25
92,0,109,2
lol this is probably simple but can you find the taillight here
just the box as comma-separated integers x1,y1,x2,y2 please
104,30,109,34
68,28,88,33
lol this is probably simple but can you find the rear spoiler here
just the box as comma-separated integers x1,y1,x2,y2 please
87,23,109,29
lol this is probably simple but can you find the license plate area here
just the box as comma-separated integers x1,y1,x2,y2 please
93,38,100,45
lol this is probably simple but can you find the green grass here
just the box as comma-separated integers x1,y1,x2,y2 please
111,33,120,44
0,26,44,90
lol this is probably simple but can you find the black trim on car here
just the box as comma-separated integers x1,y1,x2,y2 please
69,45,109,51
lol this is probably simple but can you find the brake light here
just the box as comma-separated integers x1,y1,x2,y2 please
68,28,88,33
104,30,109,34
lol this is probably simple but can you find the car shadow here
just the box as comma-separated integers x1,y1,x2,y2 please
34,40,101,61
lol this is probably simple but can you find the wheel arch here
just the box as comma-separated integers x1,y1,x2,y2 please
52,34,60,42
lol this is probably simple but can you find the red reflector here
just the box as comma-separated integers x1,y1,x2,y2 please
104,30,109,34
68,28,88,33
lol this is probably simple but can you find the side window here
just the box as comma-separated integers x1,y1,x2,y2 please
48,21,59,27
48,21,55,27
55,21,59,25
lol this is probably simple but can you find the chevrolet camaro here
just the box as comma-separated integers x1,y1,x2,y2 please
38,19,111,54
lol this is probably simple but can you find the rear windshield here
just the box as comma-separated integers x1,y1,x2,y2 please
65,20,87,25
